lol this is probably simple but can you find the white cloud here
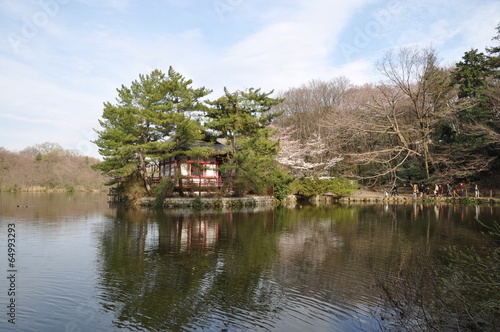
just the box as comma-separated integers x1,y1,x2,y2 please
0,113,80,128
377,0,499,64
460,2,500,49
335,59,379,85
207,0,374,91
0,0,498,156
76,0,130,12
4,61,88,109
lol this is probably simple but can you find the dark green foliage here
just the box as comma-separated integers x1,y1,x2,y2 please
206,87,284,154
206,88,284,196
231,130,281,196
486,22,500,73
270,168,294,201
440,248,499,328
452,49,490,100
440,29,500,182
290,177,358,198
153,177,175,207
452,49,492,121
92,68,211,195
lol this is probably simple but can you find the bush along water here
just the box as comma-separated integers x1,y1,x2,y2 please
153,178,175,208
290,177,358,199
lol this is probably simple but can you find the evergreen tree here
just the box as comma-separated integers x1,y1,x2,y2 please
486,22,500,71
206,88,284,195
451,49,491,120
92,68,211,195
444,25,500,181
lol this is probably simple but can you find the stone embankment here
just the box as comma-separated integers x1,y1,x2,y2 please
338,190,500,204
140,196,278,208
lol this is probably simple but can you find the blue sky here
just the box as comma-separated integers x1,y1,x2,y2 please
1,0,499,158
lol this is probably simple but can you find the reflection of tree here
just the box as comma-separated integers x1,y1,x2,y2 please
270,205,495,326
97,208,283,331
96,205,496,331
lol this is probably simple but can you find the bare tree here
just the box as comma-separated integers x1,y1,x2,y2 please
274,77,352,143
272,77,352,177
376,47,446,179
273,45,499,186
322,83,419,185
0,145,107,191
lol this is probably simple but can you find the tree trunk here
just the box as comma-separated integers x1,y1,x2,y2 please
138,150,152,195
422,141,431,179
174,155,185,197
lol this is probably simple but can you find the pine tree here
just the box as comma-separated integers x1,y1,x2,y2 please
92,68,211,195
451,49,492,120
486,22,500,71
206,88,284,195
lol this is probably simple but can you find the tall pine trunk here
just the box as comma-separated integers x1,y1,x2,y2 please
138,150,152,196
174,155,185,197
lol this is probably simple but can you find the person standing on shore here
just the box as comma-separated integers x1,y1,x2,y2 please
447,183,453,197
474,184,479,197
459,183,465,197
391,184,398,197
440,184,446,197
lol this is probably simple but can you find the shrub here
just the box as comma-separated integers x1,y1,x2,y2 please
153,178,175,207
270,168,294,201
290,177,358,198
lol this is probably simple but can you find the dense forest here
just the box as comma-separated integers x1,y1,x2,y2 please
0,142,107,192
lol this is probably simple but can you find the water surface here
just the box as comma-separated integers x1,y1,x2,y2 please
0,193,497,331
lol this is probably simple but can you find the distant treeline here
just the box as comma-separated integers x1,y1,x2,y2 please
0,142,108,192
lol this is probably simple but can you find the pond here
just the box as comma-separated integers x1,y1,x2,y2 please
0,192,498,331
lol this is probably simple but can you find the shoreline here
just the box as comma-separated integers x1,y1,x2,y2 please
339,190,500,204
0,187,107,193
138,195,279,208
133,191,500,209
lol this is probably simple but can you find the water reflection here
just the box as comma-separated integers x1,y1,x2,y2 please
0,193,497,331
95,204,496,331
97,208,284,331
0,191,109,223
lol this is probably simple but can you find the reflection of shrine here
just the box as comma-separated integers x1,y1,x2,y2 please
130,213,222,254
177,218,220,252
